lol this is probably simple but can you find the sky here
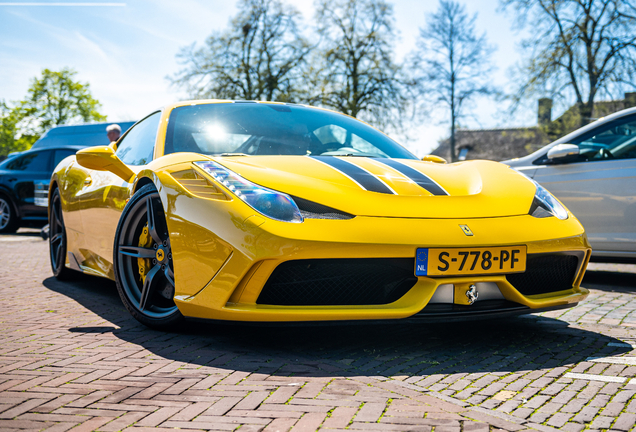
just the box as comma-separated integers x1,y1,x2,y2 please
0,0,535,156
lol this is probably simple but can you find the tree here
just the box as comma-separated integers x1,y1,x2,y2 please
0,69,105,158
502,0,636,127
171,0,311,102
0,101,33,158
312,0,410,131
21,68,106,136
413,0,498,162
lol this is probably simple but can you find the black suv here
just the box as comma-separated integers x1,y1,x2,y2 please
0,146,83,233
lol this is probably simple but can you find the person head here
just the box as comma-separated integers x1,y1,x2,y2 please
106,124,122,142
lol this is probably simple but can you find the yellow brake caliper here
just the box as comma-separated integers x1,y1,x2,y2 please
137,224,153,283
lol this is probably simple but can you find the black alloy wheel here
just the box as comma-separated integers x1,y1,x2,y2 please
0,195,19,234
49,188,74,279
113,184,183,329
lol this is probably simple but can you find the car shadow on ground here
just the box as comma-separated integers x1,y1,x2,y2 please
42,275,630,379
0,230,43,238
583,269,636,293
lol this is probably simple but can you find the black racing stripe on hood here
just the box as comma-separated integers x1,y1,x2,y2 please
376,159,449,196
311,156,395,194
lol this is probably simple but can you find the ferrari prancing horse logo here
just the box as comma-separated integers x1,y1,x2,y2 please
459,224,474,236
156,249,165,262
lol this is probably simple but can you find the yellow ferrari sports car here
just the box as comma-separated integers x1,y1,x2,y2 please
49,100,591,328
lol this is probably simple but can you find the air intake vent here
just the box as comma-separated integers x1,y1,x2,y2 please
507,254,579,296
257,258,416,305
172,169,228,200
292,196,354,220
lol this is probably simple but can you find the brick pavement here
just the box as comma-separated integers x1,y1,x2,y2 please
1,231,636,431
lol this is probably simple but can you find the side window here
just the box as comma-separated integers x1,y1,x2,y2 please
115,112,161,165
571,115,636,161
5,151,51,172
53,149,77,169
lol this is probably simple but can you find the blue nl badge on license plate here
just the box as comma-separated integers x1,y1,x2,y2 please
415,248,428,276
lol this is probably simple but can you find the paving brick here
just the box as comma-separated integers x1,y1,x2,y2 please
0,398,52,419
572,406,600,423
99,411,148,431
291,412,327,431
262,418,297,432
547,412,573,427
134,406,182,426
612,412,636,431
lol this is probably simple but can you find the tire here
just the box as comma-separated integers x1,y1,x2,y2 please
0,194,19,234
113,184,183,329
49,188,75,279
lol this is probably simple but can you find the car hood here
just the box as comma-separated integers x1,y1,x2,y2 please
204,156,536,219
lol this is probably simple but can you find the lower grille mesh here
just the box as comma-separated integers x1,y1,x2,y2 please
257,258,417,306
507,254,579,296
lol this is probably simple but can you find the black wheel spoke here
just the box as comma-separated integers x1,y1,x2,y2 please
139,265,160,311
0,199,10,229
53,200,63,225
49,208,56,230
146,197,163,244
119,245,156,259
49,191,67,274
164,266,175,288
54,237,63,268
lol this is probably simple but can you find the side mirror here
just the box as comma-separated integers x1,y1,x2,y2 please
76,146,134,181
547,143,579,162
421,155,447,164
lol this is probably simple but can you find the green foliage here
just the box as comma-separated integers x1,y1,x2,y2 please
21,68,106,136
0,101,37,158
539,105,581,142
0,68,106,158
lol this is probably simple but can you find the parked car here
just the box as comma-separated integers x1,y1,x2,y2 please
0,146,84,233
504,107,636,263
50,100,590,329
1,122,136,233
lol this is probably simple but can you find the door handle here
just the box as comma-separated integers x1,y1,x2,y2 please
84,178,92,186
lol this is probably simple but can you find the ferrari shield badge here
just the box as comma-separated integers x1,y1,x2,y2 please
459,224,473,236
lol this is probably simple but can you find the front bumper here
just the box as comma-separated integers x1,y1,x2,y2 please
163,183,591,322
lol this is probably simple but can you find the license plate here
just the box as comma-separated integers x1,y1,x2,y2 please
415,246,527,276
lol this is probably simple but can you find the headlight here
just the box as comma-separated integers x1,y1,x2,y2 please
194,161,303,223
530,182,568,220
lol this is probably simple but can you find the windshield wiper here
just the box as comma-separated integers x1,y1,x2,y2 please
219,153,249,157
320,151,380,158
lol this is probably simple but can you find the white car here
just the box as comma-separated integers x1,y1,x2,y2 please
504,107,636,263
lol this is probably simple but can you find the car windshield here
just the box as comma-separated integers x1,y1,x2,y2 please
572,115,636,160
163,102,417,159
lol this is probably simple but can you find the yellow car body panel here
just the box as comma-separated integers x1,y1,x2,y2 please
49,100,591,324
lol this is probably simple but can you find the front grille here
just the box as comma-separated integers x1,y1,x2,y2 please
257,258,417,306
507,254,579,296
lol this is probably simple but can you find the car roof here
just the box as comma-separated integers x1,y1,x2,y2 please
42,121,136,137
30,121,137,150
